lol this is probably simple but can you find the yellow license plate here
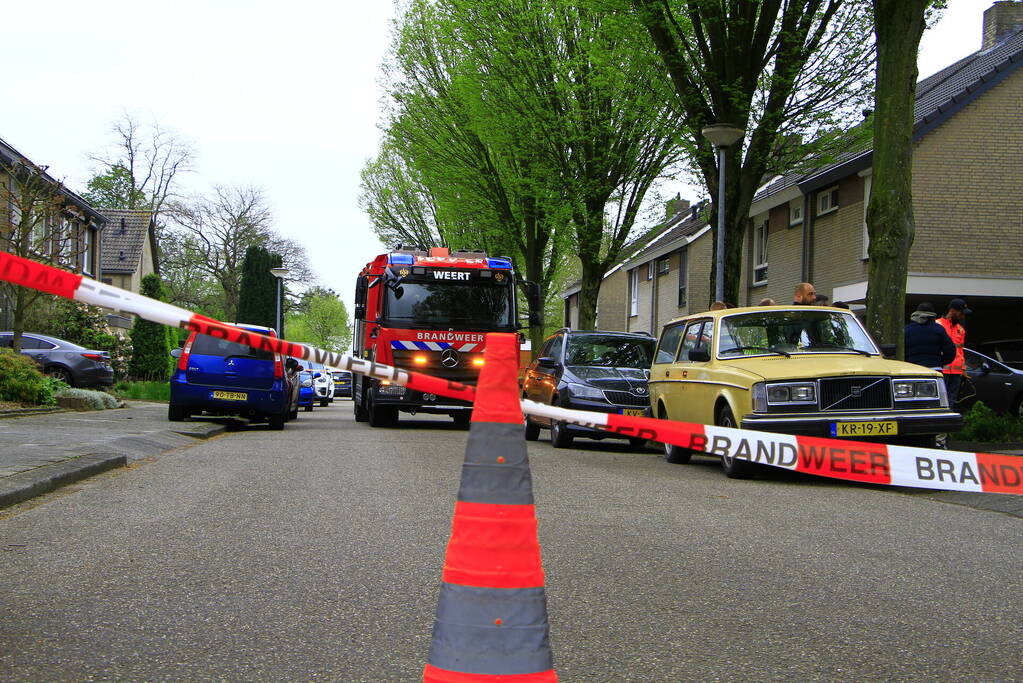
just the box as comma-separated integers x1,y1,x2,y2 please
623,408,646,417
212,390,248,401
831,421,897,437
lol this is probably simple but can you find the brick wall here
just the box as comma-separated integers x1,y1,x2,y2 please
596,268,628,331
813,174,868,300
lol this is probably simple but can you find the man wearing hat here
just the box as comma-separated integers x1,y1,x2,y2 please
937,298,971,404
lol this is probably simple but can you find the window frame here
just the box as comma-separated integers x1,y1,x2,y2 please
789,198,803,226
861,174,872,260
628,268,639,317
677,249,688,307
654,322,685,364
752,219,768,286
817,185,839,216
656,256,670,276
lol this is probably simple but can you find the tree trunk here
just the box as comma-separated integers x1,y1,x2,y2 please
865,0,928,358
576,259,603,331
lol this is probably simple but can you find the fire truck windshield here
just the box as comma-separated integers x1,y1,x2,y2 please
384,281,514,329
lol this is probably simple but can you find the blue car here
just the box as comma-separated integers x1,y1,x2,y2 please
168,324,292,429
297,370,317,412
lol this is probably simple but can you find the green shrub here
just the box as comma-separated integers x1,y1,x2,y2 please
956,401,1023,443
40,377,71,406
113,380,171,402
0,349,49,404
55,387,108,410
128,274,174,381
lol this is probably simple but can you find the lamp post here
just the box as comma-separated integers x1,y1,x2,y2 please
270,267,290,335
702,123,744,304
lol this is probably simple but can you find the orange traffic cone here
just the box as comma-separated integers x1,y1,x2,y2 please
423,332,557,682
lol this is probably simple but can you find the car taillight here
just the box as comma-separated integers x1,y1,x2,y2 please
178,334,195,371
80,353,106,362
269,330,284,378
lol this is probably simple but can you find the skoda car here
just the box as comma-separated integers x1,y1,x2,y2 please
521,329,656,448
650,306,963,478
169,324,292,429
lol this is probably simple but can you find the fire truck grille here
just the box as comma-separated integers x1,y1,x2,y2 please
391,350,481,385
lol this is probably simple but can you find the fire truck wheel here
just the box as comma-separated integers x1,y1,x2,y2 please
354,392,369,422
369,402,398,427
524,417,540,441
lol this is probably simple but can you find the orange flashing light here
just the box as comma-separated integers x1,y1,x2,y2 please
414,355,428,365
472,358,485,367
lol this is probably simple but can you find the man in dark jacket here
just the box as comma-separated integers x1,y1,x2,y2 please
904,302,955,370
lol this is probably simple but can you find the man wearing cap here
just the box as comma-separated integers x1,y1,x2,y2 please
905,302,955,371
937,298,971,403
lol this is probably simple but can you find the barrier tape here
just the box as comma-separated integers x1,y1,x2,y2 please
2,251,1020,496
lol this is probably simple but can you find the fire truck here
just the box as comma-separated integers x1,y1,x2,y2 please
352,247,538,427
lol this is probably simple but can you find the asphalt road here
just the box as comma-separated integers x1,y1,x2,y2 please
1,403,1021,682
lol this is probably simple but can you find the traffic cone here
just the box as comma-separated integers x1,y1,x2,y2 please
423,332,557,682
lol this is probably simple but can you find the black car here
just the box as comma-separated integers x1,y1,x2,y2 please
521,329,655,448
960,348,1023,417
0,331,113,388
972,339,1023,371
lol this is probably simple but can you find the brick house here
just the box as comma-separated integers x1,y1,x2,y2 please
743,3,1023,343
98,209,160,331
0,136,106,329
570,2,1023,344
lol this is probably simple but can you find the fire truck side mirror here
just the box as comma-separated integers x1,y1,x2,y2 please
354,275,368,320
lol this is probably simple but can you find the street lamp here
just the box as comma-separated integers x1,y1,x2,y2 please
702,123,744,304
270,267,290,335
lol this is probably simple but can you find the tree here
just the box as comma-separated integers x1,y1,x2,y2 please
87,113,193,215
128,274,174,381
0,158,84,352
237,246,284,330
359,142,443,249
286,288,352,353
863,0,933,355
632,0,875,306
160,185,312,321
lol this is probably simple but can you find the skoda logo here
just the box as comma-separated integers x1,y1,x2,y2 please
636,387,647,395
441,348,460,368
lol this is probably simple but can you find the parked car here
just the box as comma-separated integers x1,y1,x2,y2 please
960,348,1023,417
304,362,334,406
297,370,317,412
0,331,113,388
332,370,352,398
650,306,963,478
522,328,656,448
168,324,291,429
972,339,1023,371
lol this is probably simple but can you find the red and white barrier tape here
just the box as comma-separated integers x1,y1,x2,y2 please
2,251,1020,496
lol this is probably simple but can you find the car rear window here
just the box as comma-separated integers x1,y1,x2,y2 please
190,334,274,360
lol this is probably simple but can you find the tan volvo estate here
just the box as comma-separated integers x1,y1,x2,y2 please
649,306,963,478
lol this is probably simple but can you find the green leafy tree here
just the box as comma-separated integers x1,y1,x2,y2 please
864,0,938,354
632,0,875,306
81,163,148,210
237,246,284,330
128,274,174,381
286,288,352,353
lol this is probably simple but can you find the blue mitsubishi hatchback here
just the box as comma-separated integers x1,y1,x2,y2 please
169,324,292,429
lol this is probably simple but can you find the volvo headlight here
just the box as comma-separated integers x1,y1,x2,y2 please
765,382,817,404
566,382,606,401
893,379,940,400
752,383,767,412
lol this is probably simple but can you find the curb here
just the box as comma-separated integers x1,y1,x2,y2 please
0,453,126,509
0,407,66,420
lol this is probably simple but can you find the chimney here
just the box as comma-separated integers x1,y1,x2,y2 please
665,193,690,219
983,1,1023,49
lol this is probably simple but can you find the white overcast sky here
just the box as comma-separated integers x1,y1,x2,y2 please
0,0,996,313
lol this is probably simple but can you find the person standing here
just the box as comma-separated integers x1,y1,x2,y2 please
904,302,955,370
936,298,970,403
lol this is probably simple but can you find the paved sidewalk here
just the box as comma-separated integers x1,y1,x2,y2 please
0,402,226,509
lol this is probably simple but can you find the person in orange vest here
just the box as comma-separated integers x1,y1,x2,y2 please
936,298,970,404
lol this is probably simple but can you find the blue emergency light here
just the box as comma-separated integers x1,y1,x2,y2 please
486,257,512,269
389,253,415,266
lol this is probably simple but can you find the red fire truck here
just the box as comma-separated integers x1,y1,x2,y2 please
352,247,538,427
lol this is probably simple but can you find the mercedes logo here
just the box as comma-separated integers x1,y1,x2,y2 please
441,348,460,368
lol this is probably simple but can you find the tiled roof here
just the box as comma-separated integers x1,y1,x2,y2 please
99,209,154,274
754,28,1023,205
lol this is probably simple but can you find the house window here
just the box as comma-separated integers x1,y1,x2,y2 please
646,262,653,280
753,220,768,285
677,249,688,307
817,186,839,216
862,174,872,260
789,199,803,226
657,256,669,276
629,268,639,317
82,226,95,276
